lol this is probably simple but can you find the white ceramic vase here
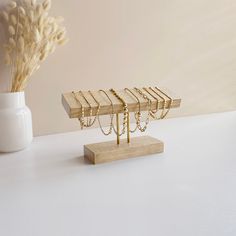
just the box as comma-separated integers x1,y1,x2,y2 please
0,92,33,152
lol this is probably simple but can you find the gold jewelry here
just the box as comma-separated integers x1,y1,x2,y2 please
149,87,165,118
133,87,152,132
88,89,114,136
110,89,128,136
142,87,161,119
72,91,99,129
154,86,173,118
143,88,159,114
79,90,99,127
149,87,172,119
155,87,173,112
72,91,86,129
116,113,120,144
79,90,92,127
124,88,141,133
110,89,130,143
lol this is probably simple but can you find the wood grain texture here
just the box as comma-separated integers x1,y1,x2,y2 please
84,136,164,164
62,87,181,118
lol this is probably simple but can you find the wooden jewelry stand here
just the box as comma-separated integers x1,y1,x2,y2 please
62,87,181,164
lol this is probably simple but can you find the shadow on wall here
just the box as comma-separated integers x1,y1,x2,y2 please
0,3,11,93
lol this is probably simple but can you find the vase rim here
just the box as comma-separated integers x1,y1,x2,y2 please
0,91,25,109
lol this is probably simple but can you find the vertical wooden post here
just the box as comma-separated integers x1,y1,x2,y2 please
116,113,120,145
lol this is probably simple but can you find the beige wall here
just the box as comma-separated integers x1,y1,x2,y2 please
1,0,236,136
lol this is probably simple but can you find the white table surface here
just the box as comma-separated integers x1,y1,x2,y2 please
0,111,236,236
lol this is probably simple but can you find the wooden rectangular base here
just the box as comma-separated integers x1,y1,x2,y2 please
84,136,164,164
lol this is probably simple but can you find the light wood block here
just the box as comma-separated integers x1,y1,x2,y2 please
84,136,164,164
62,87,181,118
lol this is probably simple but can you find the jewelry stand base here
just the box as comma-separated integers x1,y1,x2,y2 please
84,136,164,164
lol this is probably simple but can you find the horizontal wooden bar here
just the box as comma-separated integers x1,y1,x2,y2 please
62,87,181,119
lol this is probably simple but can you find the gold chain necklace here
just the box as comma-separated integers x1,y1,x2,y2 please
149,87,172,119
142,87,161,119
72,91,86,129
124,88,142,133
89,90,114,136
110,89,128,136
79,90,100,127
133,87,152,132
72,91,100,129
154,86,173,118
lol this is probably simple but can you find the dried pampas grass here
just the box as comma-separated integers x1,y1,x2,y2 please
8,25,15,35
1,0,68,92
8,1,17,9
